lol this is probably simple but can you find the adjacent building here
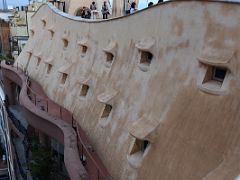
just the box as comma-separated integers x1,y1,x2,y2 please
0,19,10,56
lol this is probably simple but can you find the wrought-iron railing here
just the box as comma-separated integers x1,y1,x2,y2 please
6,63,111,180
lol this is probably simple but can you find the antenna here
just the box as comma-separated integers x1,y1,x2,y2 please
2,0,7,10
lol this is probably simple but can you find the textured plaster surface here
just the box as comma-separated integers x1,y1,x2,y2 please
16,1,240,179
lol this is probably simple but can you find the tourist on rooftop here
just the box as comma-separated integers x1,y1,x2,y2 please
130,2,137,14
90,1,97,10
102,1,109,19
125,0,131,15
90,1,98,19
81,7,91,19
148,2,154,7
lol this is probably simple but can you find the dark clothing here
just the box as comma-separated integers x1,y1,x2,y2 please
81,9,91,19
102,4,109,19
102,5,109,19
90,4,97,10
103,13,108,19
148,2,154,7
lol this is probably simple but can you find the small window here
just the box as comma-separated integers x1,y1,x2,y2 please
29,53,32,60
106,52,114,64
101,104,112,118
140,51,152,66
42,19,46,27
61,73,68,84
80,84,89,97
37,58,41,66
30,29,34,37
212,67,226,82
130,139,149,155
49,30,54,39
47,64,52,74
202,66,227,87
81,45,88,54
63,39,68,48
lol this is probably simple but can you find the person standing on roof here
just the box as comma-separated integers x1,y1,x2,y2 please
90,1,98,19
102,1,109,19
125,0,131,15
130,2,137,14
148,2,154,7
90,1,97,10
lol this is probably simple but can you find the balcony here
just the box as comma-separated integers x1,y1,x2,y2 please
1,62,112,180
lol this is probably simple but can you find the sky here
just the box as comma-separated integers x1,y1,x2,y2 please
2,0,161,9
2,0,240,9
138,0,162,10
0,0,28,9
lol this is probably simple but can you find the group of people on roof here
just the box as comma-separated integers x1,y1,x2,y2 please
80,0,165,20
80,1,110,19
127,0,163,14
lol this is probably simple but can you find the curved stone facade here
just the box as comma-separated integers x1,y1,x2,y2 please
15,1,240,179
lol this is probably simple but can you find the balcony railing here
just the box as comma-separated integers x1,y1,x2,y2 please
11,62,112,180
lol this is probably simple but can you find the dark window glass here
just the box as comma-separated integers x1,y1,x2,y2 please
213,68,226,82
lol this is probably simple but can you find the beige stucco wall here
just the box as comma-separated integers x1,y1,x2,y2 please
16,1,240,179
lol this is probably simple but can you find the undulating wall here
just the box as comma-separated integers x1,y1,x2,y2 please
16,1,240,179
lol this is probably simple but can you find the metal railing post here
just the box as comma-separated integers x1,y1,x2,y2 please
72,115,74,127
34,93,36,106
46,100,48,113
60,107,62,119
81,144,83,161
97,169,99,180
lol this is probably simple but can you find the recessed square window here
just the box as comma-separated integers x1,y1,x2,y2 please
29,53,32,60
106,52,114,63
47,64,52,74
101,104,112,118
63,39,68,48
30,29,34,37
202,66,227,88
130,139,149,155
26,53,32,68
80,84,89,97
198,64,229,95
42,19,46,27
49,30,54,39
61,73,68,84
140,51,152,66
37,58,41,66
212,67,226,82
81,45,88,54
